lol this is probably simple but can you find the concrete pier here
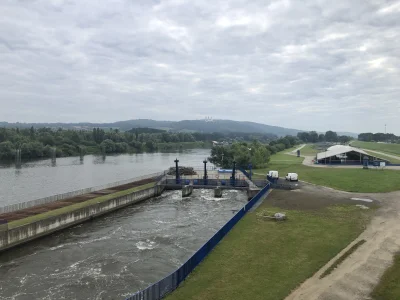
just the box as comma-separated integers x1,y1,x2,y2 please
0,185,164,253
214,187,223,198
182,185,193,197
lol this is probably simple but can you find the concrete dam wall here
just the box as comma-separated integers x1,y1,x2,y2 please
0,185,164,252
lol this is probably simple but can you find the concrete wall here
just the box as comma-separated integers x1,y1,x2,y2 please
182,185,193,197
0,171,166,214
0,185,165,252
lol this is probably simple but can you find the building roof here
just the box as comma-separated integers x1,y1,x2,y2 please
316,145,368,160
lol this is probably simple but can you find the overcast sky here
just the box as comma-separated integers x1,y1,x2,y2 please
1,0,400,134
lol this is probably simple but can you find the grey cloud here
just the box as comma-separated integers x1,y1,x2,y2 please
0,0,399,133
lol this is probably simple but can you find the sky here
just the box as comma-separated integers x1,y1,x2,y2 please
0,0,400,134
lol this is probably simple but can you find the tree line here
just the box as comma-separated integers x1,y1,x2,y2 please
0,127,277,160
208,135,300,169
297,131,353,144
358,132,400,143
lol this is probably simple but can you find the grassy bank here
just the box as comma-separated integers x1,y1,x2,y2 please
371,254,400,299
9,182,155,228
253,150,400,193
351,141,400,156
363,150,400,164
299,144,319,156
255,163,400,193
166,201,372,300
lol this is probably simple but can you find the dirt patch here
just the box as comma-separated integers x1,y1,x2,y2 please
268,184,378,211
285,189,400,300
0,177,156,223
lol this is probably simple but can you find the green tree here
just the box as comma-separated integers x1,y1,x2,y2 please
100,139,116,154
325,131,338,142
0,141,15,159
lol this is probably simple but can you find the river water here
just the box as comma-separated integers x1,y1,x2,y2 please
0,189,247,300
0,149,248,300
0,149,212,206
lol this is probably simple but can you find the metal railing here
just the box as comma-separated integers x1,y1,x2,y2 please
126,182,271,300
0,171,166,214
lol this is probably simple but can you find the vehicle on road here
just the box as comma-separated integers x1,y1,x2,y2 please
285,173,298,181
267,170,279,179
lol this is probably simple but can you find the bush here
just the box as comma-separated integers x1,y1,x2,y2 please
0,141,15,159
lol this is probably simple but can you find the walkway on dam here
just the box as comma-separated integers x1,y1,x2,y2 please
0,177,157,223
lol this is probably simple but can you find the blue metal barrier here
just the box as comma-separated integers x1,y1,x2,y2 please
126,183,271,300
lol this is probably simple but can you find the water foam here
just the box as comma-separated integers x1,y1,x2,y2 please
136,240,156,250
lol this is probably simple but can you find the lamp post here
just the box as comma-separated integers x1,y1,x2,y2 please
231,160,236,186
248,148,252,180
203,159,208,185
174,158,180,184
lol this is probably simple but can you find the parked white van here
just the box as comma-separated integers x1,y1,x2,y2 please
285,173,298,181
267,170,279,179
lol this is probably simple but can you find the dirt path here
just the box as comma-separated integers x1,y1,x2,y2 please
285,190,400,300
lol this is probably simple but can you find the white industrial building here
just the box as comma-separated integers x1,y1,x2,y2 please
316,145,389,165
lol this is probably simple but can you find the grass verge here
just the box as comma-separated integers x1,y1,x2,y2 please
9,182,156,228
255,163,400,193
371,254,400,300
320,239,366,279
270,152,304,164
165,200,372,300
299,144,319,156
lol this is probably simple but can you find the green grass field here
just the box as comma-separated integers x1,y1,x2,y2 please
9,182,156,228
351,141,400,157
372,254,400,299
254,151,400,193
299,144,319,156
166,202,372,300
255,163,400,193
269,152,304,164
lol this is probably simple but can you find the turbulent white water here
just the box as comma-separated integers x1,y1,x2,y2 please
0,189,247,300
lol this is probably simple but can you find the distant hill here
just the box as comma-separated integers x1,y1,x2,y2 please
0,119,358,138
126,127,166,134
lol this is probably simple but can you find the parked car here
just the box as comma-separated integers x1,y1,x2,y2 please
285,173,298,181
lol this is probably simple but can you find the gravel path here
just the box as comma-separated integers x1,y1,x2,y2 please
285,190,400,300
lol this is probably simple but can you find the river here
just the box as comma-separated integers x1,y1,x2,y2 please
0,189,247,300
0,149,213,206
0,149,248,300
